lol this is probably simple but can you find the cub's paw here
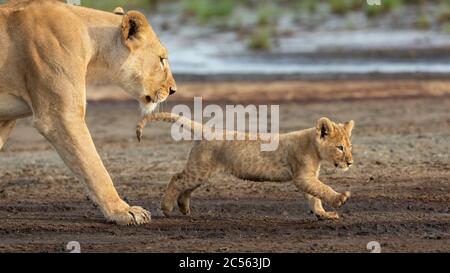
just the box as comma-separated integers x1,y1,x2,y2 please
316,211,339,220
177,197,192,216
161,201,174,217
178,203,191,216
108,206,151,226
332,191,351,208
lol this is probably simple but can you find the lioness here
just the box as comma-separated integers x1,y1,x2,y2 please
137,113,354,220
0,0,177,225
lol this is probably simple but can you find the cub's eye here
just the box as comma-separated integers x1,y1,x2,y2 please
337,145,344,152
159,57,165,69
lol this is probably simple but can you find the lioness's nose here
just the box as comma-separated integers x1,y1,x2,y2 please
169,87,176,95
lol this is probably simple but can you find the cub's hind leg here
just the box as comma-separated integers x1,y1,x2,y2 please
161,170,213,217
177,187,198,216
304,193,339,220
162,145,221,217
175,165,220,216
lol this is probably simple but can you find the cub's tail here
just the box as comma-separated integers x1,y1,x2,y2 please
136,112,204,142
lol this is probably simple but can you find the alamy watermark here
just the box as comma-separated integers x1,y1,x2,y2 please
367,0,381,6
169,97,280,152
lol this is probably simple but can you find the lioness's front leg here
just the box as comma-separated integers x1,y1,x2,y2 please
28,77,150,225
33,115,150,225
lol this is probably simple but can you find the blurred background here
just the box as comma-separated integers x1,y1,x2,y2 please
76,0,450,78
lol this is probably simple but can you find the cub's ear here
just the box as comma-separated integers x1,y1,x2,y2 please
316,117,333,139
344,120,355,137
113,7,125,15
121,11,149,51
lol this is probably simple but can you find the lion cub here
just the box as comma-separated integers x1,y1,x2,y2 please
137,113,354,220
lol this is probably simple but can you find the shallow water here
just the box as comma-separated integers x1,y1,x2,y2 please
157,27,450,76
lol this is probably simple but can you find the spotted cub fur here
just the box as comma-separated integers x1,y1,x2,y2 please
137,113,354,220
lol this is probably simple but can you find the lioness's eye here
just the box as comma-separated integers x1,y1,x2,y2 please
337,145,344,152
159,57,165,68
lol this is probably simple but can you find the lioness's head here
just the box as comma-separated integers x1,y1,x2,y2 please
315,117,354,171
114,10,177,115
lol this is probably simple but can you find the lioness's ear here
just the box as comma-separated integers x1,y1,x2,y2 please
121,11,148,51
316,117,333,139
344,120,355,137
114,7,125,15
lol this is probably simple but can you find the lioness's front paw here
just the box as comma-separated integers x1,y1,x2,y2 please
316,211,339,220
108,206,151,226
332,191,351,208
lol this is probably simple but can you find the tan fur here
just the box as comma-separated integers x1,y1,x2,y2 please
138,113,354,220
0,0,177,225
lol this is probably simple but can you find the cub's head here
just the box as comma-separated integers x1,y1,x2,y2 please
115,9,177,115
315,117,355,171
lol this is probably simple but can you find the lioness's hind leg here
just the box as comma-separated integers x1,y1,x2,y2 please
304,193,339,220
0,121,16,150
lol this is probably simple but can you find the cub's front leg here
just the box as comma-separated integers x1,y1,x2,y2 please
304,193,339,220
294,173,351,209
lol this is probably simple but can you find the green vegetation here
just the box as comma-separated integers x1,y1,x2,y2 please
293,0,318,13
364,0,403,17
416,14,431,29
82,0,150,11
349,0,364,11
438,10,450,24
382,0,403,11
182,0,234,23
442,22,450,33
306,1,318,13
329,0,402,15
256,6,279,26
330,0,349,15
248,27,273,50
437,2,450,25
365,3,383,17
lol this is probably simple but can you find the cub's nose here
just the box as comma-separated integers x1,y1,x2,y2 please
169,87,177,95
347,161,353,166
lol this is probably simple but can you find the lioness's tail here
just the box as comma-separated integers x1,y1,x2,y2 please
136,112,204,142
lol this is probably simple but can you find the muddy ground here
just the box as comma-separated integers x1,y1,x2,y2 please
0,80,449,253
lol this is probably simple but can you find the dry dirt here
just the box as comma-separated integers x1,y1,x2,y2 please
0,80,449,253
